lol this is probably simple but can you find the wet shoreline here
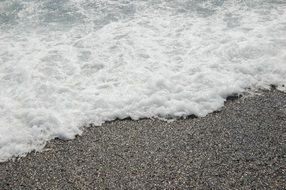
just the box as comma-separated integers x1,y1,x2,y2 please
1,90,285,189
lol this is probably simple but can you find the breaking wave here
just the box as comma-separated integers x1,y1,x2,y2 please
0,0,286,161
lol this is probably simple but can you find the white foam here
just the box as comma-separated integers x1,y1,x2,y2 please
0,0,286,161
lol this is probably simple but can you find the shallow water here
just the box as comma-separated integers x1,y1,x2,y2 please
0,0,286,161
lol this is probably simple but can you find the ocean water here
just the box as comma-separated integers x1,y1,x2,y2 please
0,0,286,161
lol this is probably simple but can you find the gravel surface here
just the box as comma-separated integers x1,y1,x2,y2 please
0,90,286,189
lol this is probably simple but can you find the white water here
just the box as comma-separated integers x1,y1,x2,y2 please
0,0,286,161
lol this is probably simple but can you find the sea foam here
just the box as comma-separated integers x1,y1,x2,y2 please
0,0,286,161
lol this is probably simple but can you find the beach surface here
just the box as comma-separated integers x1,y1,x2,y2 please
0,90,285,189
